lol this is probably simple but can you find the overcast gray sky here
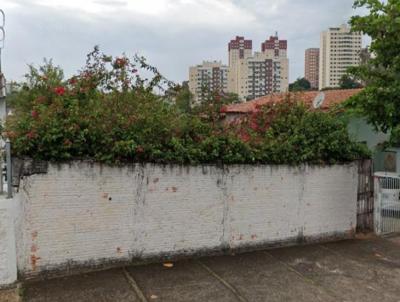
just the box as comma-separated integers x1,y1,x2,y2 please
1,0,368,84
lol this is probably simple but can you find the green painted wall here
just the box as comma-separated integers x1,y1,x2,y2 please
347,117,389,150
347,117,399,173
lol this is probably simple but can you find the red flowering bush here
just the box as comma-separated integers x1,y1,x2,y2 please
230,97,370,164
3,47,369,164
54,86,65,96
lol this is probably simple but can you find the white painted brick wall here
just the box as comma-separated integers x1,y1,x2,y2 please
14,162,358,277
302,166,358,237
0,198,17,286
227,166,306,247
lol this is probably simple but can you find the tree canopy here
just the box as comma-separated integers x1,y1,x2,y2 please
347,0,400,145
289,78,311,92
339,74,363,89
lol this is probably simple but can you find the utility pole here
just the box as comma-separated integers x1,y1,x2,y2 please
0,9,5,99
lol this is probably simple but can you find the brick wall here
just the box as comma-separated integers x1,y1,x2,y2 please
14,162,358,278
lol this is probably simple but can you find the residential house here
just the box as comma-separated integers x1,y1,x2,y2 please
222,89,399,173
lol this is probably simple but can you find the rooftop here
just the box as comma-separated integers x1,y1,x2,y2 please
222,88,363,114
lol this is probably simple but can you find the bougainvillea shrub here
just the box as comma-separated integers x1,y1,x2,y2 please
3,48,369,164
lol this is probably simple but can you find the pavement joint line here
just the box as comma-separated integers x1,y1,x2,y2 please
317,244,359,263
317,244,367,265
262,250,344,302
196,260,249,302
122,267,149,302
319,242,400,269
318,243,371,264
318,243,347,256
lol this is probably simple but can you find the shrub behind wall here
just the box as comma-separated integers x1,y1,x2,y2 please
3,48,370,165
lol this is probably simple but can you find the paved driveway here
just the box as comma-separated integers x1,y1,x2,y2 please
11,235,400,302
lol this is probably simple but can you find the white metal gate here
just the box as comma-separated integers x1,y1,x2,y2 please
374,172,400,234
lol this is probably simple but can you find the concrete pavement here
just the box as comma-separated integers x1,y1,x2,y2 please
0,289,19,302
5,234,400,302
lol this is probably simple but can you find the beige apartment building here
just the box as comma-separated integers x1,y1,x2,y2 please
189,35,289,102
304,48,319,89
319,24,362,90
227,35,289,101
227,36,253,97
188,61,229,102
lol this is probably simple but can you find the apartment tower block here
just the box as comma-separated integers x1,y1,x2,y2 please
319,24,362,90
228,34,289,101
304,48,319,89
189,34,289,102
188,61,229,102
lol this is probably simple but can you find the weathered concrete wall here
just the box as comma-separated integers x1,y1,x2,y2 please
14,162,358,278
0,198,17,286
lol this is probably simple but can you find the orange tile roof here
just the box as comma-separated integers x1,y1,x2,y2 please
223,89,362,113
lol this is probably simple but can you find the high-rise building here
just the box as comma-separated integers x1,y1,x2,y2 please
228,34,289,101
228,36,253,67
319,24,362,90
304,48,319,89
243,57,288,100
227,36,253,96
188,61,229,102
259,35,289,97
261,35,288,58
189,34,289,102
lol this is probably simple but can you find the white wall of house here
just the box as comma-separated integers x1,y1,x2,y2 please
12,162,358,278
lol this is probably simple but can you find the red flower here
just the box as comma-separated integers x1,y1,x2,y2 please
83,71,92,79
35,96,46,104
63,139,72,147
26,131,37,139
68,77,77,85
249,120,259,131
239,130,250,142
114,58,127,68
54,86,66,96
31,110,39,119
136,146,144,154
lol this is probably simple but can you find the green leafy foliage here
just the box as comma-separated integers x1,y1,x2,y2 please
4,48,369,165
163,81,193,113
231,97,370,164
289,78,312,92
339,74,363,89
347,0,400,145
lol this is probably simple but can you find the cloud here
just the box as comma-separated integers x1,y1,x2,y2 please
1,0,367,84
9,0,256,28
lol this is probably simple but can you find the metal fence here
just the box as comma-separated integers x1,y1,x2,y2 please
374,172,400,234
